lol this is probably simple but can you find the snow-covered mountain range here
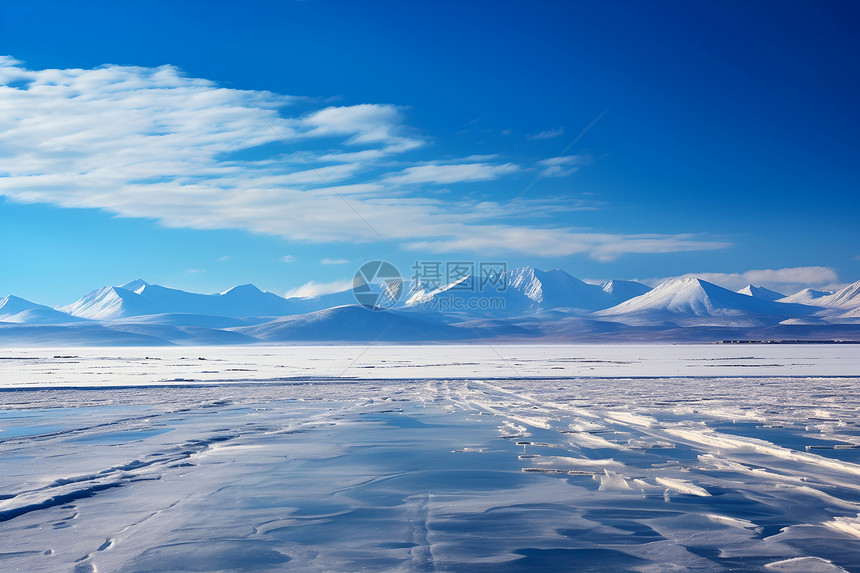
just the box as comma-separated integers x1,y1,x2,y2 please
2,267,859,345
596,277,815,327
0,295,88,325
58,280,298,320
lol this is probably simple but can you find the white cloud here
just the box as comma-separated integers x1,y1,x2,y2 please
0,58,732,262
296,104,423,154
284,279,352,298
643,266,841,293
528,127,564,140
734,266,839,286
408,229,729,261
382,163,519,185
321,258,349,265
280,255,296,263
538,155,587,177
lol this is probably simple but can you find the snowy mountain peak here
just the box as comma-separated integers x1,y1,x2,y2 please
601,279,652,301
818,280,860,309
401,266,622,314
779,281,860,309
507,266,544,302
777,288,832,305
1,295,84,324
509,265,537,277
596,276,811,326
508,267,593,301
119,279,149,293
509,267,614,309
4,268,859,342
668,276,704,287
221,284,265,296
58,285,144,320
736,284,785,302
59,281,297,320
0,295,42,313
404,276,470,306
629,276,708,299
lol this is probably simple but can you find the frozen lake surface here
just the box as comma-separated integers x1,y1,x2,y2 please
1,345,860,571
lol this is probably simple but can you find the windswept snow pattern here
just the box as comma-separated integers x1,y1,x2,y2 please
1,346,860,571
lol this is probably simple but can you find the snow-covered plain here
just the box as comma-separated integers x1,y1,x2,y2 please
1,345,860,572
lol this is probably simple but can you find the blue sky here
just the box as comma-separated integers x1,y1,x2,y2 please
1,1,858,305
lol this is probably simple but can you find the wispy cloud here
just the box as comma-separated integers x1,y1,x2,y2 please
382,163,519,185
538,155,588,177
0,57,731,261
643,266,842,292
408,230,729,261
280,255,296,263
284,279,352,298
321,258,349,265
528,127,564,140
297,104,424,154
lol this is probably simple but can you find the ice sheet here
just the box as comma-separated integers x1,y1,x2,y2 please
1,343,859,388
1,345,859,571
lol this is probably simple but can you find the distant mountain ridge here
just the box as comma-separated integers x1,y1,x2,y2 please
0,295,87,325
778,288,832,305
602,279,652,302
1,270,858,345
737,285,785,301
59,280,297,320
